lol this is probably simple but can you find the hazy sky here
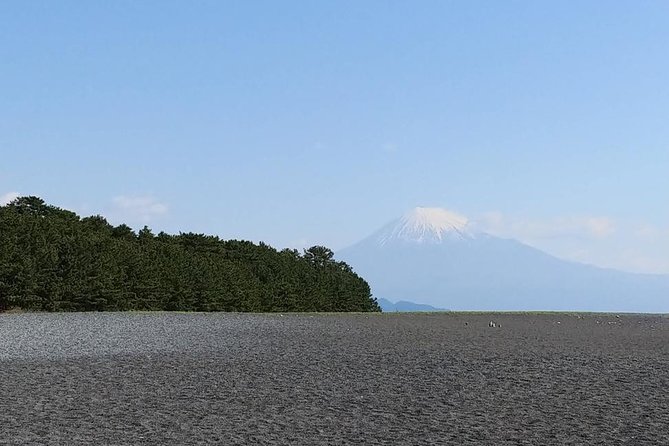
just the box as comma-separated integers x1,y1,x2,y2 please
2,1,668,273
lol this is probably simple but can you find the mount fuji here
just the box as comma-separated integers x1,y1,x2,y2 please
337,207,669,312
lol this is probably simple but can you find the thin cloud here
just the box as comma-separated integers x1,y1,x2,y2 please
288,238,311,250
477,213,616,240
633,223,664,239
474,211,669,274
111,195,168,224
0,191,20,206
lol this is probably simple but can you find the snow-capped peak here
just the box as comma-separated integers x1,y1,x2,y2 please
378,207,474,245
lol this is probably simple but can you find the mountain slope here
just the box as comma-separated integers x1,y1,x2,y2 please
338,207,669,312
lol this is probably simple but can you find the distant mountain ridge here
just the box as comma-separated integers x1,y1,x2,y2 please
377,298,447,312
338,207,669,313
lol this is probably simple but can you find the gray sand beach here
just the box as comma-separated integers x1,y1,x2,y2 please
1,312,668,445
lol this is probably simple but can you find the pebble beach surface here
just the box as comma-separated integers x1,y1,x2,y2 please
1,312,668,445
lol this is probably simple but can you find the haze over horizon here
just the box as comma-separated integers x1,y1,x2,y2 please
2,1,668,274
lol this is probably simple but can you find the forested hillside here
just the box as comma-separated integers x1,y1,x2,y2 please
0,197,380,313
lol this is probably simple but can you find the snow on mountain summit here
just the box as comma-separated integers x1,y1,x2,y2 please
377,207,474,245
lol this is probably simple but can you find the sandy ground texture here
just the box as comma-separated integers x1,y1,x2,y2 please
1,312,668,445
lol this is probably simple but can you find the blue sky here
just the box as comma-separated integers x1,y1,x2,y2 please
2,1,668,273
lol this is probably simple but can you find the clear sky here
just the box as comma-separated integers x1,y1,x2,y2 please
2,1,668,273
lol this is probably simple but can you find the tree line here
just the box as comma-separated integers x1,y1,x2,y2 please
0,197,380,313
